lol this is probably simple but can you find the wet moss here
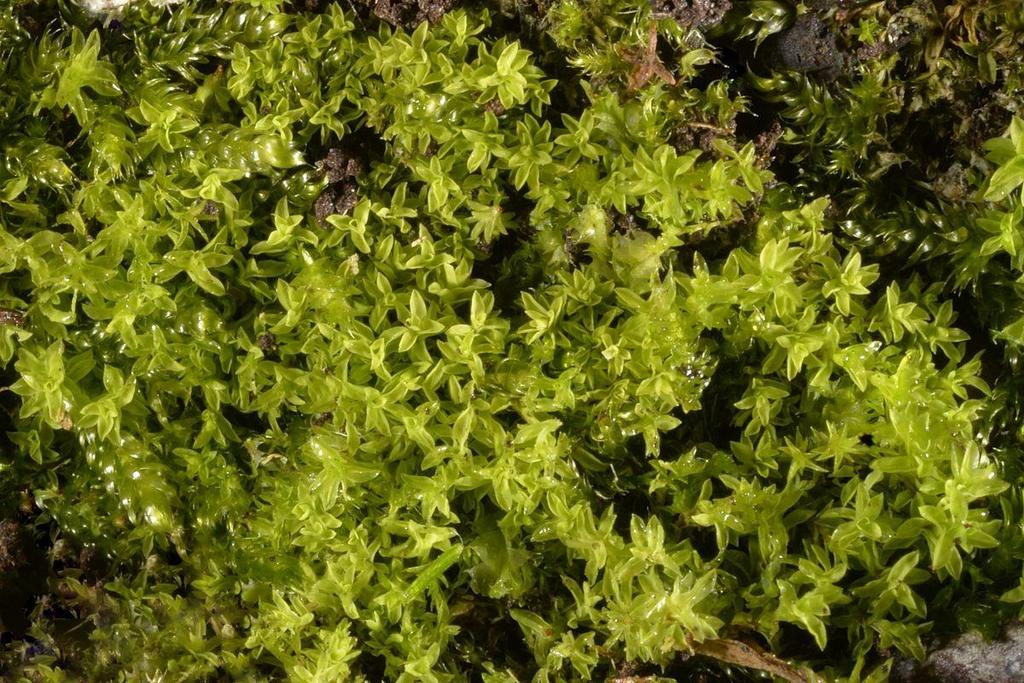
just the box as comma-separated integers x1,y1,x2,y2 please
0,0,1024,681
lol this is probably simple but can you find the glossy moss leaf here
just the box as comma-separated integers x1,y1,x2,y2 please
985,156,1024,201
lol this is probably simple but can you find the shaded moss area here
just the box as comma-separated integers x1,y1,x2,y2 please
1,0,1024,681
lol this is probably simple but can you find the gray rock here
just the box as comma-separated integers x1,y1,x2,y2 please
892,623,1024,683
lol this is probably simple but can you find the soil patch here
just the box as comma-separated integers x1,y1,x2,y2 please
361,0,456,28
763,14,845,81
651,0,733,29
314,147,364,227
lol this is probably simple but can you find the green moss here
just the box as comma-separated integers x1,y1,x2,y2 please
1,0,1023,681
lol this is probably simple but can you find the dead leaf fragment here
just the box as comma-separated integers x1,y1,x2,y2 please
691,638,823,683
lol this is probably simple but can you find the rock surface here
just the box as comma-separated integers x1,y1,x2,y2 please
892,623,1024,683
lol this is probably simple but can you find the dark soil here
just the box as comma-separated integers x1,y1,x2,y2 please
314,181,359,226
609,209,652,236
0,520,27,574
361,0,457,28
651,0,733,29
933,163,969,202
256,332,278,357
482,98,506,116
763,14,845,81
316,148,363,184
804,0,865,9
955,97,1013,152
0,309,25,327
0,519,46,636
854,10,919,62
202,200,220,217
754,120,784,167
313,147,364,226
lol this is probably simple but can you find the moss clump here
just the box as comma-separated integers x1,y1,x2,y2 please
1,0,1024,680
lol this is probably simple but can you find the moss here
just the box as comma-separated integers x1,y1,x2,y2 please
0,0,1023,681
